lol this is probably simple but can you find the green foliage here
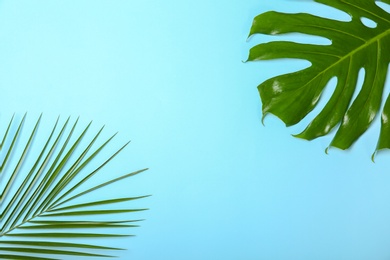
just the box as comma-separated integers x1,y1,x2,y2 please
0,114,148,259
247,0,390,157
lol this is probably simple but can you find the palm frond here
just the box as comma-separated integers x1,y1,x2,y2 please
0,114,148,259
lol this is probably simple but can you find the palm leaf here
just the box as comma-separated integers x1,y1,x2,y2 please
0,114,148,259
247,0,390,158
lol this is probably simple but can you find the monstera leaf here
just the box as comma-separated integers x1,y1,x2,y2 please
247,0,390,157
0,114,148,259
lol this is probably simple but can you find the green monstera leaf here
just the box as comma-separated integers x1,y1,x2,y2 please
0,114,148,259
247,0,390,158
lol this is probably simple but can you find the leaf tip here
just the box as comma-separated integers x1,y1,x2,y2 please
246,33,254,42
291,133,303,139
261,114,268,126
371,152,376,163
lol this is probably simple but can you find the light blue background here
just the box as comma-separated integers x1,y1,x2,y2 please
1,0,390,259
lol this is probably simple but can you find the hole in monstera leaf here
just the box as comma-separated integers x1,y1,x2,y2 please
302,2,351,22
294,76,337,135
281,33,331,45
360,17,377,28
247,33,331,47
380,65,390,109
317,76,337,113
349,68,366,109
376,1,390,14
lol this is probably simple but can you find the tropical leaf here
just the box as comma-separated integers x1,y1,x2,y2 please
0,114,149,259
247,0,390,158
